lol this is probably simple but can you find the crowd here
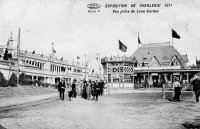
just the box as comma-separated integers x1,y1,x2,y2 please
57,79,105,101
57,73,200,103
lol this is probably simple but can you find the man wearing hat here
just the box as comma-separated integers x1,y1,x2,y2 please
58,78,66,100
191,73,200,102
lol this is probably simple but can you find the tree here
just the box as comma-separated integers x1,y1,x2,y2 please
8,73,17,87
0,71,7,87
3,48,8,60
19,73,26,85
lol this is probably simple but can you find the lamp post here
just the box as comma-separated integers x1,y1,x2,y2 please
147,47,150,91
148,64,150,92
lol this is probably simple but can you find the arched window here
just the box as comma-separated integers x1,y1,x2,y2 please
143,57,147,60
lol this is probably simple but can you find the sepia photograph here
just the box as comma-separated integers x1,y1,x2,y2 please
0,0,200,129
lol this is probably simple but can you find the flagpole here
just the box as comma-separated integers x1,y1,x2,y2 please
17,27,21,86
117,39,119,58
118,39,120,87
171,29,174,46
123,61,124,87
138,32,139,48
84,54,86,80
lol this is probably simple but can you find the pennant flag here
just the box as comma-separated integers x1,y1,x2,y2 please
32,50,35,54
138,32,141,44
52,43,56,53
172,29,181,39
25,49,28,54
60,57,63,61
119,40,127,52
53,49,56,53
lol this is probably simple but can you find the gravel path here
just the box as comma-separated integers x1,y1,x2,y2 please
0,92,200,129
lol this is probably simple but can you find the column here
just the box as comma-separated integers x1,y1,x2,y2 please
31,75,34,81
164,73,167,81
186,73,190,83
158,74,161,83
170,74,173,82
143,74,146,82
180,73,183,83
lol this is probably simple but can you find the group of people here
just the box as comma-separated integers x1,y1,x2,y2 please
57,79,105,101
81,80,104,101
57,79,77,101
171,74,200,102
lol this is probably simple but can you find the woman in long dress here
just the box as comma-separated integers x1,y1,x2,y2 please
82,80,88,99
86,80,91,100
173,77,181,101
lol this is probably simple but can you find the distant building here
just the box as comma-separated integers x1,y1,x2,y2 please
0,33,95,85
195,57,200,68
101,42,200,87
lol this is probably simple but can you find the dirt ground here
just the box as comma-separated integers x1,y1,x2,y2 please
0,92,200,129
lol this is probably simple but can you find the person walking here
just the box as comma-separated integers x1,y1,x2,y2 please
92,80,99,101
86,80,92,100
191,74,200,102
82,80,88,99
58,78,66,101
91,81,95,100
99,80,105,96
68,84,73,101
172,77,181,101
71,80,77,98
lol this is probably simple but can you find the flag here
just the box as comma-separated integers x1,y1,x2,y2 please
17,28,20,59
41,53,43,57
172,29,180,39
138,32,141,44
52,43,56,53
25,49,28,54
119,40,127,52
77,56,80,59
32,50,35,54
92,69,94,74
60,57,63,61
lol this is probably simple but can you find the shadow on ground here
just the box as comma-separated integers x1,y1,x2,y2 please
182,115,200,129
0,124,7,129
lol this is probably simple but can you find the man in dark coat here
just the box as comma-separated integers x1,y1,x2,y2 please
191,74,200,102
99,80,105,96
71,81,77,98
82,80,88,99
95,80,100,101
58,79,66,100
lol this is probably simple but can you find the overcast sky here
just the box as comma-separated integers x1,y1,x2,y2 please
0,0,200,71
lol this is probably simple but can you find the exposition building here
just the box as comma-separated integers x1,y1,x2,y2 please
101,42,200,88
0,33,95,85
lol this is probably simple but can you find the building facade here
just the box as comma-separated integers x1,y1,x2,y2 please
0,34,96,85
101,42,200,88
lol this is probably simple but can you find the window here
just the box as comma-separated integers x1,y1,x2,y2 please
162,56,168,60
134,63,137,67
143,57,147,60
